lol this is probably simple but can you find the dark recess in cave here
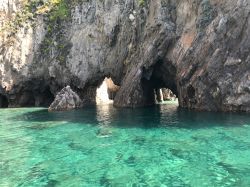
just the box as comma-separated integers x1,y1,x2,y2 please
40,87,55,107
0,94,9,108
19,91,36,107
140,59,178,105
108,90,116,100
187,85,196,99
18,86,54,107
141,77,156,105
150,59,178,95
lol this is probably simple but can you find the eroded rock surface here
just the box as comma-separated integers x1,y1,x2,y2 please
48,86,82,111
0,0,249,112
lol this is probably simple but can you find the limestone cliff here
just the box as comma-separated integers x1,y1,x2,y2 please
0,0,249,112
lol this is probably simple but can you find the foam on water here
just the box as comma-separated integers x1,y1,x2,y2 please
1,103,250,187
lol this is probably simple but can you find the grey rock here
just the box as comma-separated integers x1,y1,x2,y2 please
0,0,249,112
48,86,82,112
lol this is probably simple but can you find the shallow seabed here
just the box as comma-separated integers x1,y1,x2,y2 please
1,103,250,187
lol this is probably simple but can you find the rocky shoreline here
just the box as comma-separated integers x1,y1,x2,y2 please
0,0,249,112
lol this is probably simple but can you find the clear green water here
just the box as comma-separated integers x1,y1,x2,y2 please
1,103,250,187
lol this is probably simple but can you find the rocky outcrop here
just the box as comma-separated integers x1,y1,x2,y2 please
0,0,249,112
155,88,176,102
162,88,176,101
176,0,250,112
48,86,82,111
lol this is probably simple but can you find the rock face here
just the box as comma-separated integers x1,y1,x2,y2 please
162,88,176,101
48,86,82,111
0,0,249,112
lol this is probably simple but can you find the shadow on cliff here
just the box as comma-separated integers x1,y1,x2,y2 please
12,104,250,129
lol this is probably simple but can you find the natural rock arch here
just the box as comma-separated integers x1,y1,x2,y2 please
0,0,249,112
0,94,8,108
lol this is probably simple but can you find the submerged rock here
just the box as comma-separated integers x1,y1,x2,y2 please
48,86,82,112
96,127,112,138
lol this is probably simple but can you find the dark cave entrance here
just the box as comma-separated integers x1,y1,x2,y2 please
0,94,9,108
18,86,54,107
141,59,179,106
38,86,55,107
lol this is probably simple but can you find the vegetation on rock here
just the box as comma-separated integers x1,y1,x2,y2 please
138,0,146,7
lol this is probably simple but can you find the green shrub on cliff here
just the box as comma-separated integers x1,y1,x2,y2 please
1,0,70,35
34,0,69,21
49,0,69,21
138,0,146,6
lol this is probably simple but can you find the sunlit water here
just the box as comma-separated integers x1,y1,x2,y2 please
1,103,250,187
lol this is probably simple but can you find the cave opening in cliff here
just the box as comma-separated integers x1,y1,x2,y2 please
18,86,54,107
0,94,9,108
40,87,55,107
96,77,120,105
141,59,179,106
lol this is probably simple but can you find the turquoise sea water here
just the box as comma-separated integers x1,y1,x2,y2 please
1,103,250,187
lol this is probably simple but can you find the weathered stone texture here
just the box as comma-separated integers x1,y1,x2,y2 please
0,0,249,112
48,86,82,111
